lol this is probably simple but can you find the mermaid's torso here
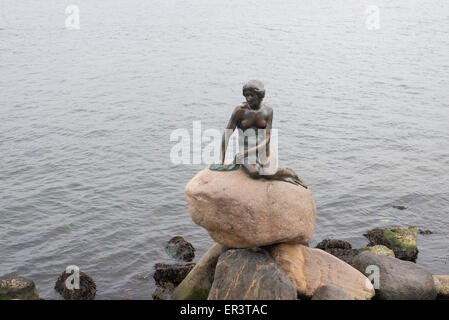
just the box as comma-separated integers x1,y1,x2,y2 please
236,104,277,174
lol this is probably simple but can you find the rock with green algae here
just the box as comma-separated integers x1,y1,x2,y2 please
364,226,418,261
433,275,449,300
171,243,228,300
0,277,40,300
361,245,395,258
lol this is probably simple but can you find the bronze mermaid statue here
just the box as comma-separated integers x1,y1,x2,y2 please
212,80,307,189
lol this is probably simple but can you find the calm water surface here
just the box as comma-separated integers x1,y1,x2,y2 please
1,0,449,299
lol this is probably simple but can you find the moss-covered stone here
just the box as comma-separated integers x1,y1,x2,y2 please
433,275,449,300
361,245,395,257
171,243,228,300
0,277,40,300
364,226,418,261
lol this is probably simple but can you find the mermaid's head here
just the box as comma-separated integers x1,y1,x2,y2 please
243,80,265,108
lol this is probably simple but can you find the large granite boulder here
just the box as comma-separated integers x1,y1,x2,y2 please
185,167,316,248
433,275,449,300
352,251,436,300
171,243,228,300
364,226,418,261
266,243,375,300
0,277,40,300
208,248,297,300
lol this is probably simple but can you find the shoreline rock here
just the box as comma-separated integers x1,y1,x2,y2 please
166,236,195,262
54,270,96,300
208,248,297,300
315,239,361,266
152,262,195,300
352,251,436,300
0,277,40,300
364,226,418,262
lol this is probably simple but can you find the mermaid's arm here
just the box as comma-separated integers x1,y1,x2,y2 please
221,106,243,164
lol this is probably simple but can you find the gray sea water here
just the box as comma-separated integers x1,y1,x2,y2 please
1,0,449,299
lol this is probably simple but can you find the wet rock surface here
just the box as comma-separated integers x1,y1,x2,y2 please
208,248,297,300
54,270,96,300
166,236,195,262
0,277,40,300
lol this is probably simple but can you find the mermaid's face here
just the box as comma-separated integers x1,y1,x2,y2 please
243,89,262,109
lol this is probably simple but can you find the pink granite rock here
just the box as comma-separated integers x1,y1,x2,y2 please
185,167,316,248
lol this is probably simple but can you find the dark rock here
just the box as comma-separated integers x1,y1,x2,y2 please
311,284,353,300
320,248,362,266
314,239,360,266
153,263,195,286
208,248,297,300
352,251,436,300
392,205,407,210
418,229,433,235
364,226,418,261
166,236,195,262
152,282,175,300
54,270,96,300
316,239,352,250
0,277,40,300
